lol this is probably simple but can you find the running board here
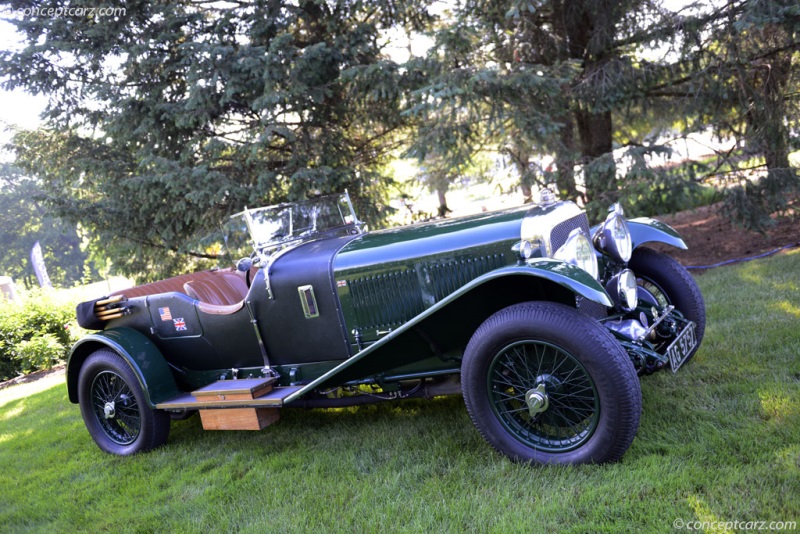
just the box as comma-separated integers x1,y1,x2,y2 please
156,379,303,431
156,386,303,409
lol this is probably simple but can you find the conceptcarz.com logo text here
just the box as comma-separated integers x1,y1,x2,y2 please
10,6,126,19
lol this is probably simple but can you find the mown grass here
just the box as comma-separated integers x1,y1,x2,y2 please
2,250,799,532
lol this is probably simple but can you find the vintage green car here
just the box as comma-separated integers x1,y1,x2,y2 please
70,191,705,464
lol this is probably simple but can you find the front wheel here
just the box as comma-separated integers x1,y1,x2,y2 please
461,302,641,465
78,349,170,455
629,247,706,363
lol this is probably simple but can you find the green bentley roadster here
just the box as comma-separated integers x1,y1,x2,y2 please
70,191,704,464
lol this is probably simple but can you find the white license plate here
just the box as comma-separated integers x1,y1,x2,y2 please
667,321,697,373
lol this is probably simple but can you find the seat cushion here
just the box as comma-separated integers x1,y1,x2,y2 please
183,272,248,306
109,268,249,305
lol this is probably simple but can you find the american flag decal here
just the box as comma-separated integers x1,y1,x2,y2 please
173,318,187,331
159,307,172,321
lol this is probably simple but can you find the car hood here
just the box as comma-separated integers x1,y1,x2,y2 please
334,203,535,272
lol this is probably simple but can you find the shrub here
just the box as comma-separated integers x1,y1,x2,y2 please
0,290,81,381
14,334,64,374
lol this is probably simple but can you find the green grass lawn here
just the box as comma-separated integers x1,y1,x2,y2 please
2,250,799,533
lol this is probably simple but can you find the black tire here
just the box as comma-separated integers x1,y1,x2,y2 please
78,349,170,455
461,302,641,465
629,247,706,362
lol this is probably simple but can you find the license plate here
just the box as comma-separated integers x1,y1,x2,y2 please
667,321,697,373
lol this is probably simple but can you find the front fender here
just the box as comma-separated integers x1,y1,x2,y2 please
66,327,180,408
628,218,687,250
591,217,687,251
521,258,612,307
284,260,611,402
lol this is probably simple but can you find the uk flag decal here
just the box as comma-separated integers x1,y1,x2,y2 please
173,318,187,331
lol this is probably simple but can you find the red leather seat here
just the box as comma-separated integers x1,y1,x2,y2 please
183,272,248,306
111,269,248,305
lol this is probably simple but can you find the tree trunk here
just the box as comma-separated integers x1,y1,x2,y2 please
760,53,792,179
437,187,450,217
555,114,578,201
554,0,618,207
743,45,795,202
520,182,533,203
575,108,616,205
510,141,535,203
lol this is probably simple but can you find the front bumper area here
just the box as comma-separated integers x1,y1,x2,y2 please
602,306,698,375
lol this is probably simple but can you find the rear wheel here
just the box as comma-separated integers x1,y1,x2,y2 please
78,349,170,455
462,302,641,465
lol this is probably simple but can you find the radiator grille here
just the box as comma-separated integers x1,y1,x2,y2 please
552,212,606,317
550,212,591,253
577,297,608,319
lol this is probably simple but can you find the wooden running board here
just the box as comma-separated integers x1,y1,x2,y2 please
156,379,303,431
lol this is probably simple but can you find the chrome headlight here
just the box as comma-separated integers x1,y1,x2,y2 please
605,269,638,311
554,228,599,279
593,203,632,264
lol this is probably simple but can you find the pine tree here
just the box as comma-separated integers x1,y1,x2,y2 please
407,0,799,222
2,0,429,280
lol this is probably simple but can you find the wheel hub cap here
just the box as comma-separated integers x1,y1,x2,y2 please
103,401,116,419
525,384,549,417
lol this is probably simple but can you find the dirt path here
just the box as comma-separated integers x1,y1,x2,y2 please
0,364,65,391
648,201,800,270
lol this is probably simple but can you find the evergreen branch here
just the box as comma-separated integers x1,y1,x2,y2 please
694,144,741,182
611,1,746,51
644,38,800,98
353,124,404,153
125,234,222,260
702,162,768,181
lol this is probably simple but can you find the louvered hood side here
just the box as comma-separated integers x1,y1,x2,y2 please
332,205,531,347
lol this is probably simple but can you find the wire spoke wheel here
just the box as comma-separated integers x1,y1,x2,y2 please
462,302,641,465
487,341,599,452
637,277,670,308
78,349,170,455
90,370,141,445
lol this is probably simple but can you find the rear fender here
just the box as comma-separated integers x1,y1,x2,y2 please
284,260,611,402
66,327,180,408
